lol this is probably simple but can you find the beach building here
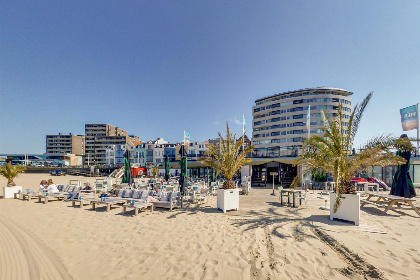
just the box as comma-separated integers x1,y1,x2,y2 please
84,124,139,166
251,87,352,186
45,133,85,155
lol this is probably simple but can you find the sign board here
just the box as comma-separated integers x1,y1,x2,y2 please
270,172,278,176
400,104,418,131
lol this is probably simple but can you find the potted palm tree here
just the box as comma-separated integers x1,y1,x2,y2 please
295,92,405,225
1,162,26,198
200,122,254,213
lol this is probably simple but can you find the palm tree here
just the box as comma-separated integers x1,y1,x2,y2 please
295,92,405,212
0,162,26,186
151,166,159,178
200,122,254,189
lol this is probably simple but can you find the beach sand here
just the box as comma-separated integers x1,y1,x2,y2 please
1,174,419,279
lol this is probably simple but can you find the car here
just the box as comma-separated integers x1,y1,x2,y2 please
50,169,66,176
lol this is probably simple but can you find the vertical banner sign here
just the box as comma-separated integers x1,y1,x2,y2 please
184,130,191,144
400,105,418,131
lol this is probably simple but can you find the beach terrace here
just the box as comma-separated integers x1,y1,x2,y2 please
1,174,419,280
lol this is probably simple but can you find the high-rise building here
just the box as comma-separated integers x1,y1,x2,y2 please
251,87,352,186
84,124,139,166
45,133,85,155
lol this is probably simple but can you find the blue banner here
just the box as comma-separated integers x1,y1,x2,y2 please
400,105,418,131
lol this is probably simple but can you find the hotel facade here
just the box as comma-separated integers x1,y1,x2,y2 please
251,87,352,186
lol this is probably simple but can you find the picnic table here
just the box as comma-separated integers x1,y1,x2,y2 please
280,189,302,207
360,192,420,216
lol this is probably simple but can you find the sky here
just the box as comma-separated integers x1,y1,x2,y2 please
1,1,420,154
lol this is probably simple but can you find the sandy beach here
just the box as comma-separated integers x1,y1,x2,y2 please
0,174,419,280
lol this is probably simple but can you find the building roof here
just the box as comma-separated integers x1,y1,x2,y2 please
255,87,353,103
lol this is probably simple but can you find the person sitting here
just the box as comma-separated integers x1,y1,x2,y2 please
39,180,48,192
46,179,59,193
145,186,161,202
101,184,118,199
110,184,118,197
80,182,92,193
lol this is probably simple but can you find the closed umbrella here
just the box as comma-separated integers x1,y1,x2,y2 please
179,145,188,196
122,150,134,187
209,167,216,187
391,150,416,198
164,155,170,181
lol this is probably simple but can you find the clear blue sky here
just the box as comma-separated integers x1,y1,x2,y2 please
1,1,419,154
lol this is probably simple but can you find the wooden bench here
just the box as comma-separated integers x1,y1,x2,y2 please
360,199,387,208
361,192,420,216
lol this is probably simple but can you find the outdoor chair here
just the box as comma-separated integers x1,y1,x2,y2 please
194,188,209,205
151,191,181,211
278,186,290,204
297,189,308,208
240,181,251,195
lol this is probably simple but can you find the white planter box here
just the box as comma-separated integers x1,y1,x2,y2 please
217,188,239,213
3,186,23,199
330,193,360,226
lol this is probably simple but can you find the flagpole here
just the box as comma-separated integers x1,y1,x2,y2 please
417,103,419,155
242,114,245,154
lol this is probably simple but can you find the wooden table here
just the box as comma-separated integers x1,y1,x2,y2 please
356,183,379,195
21,193,40,201
360,192,420,216
91,198,127,212
38,194,66,204
122,202,154,216
280,189,302,207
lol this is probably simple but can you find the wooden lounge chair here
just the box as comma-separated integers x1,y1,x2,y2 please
151,191,181,211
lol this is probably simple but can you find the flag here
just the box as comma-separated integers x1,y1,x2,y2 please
400,105,418,131
184,130,191,142
242,114,246,134
306,105,311,135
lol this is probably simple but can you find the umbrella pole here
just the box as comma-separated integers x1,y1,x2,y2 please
271,174,276,196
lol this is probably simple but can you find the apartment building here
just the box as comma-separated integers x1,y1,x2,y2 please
45,133,85,155
252,87,352,157
251,87,352,186
84,124,139,166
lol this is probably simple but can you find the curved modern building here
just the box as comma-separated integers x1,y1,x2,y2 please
251,87,352,186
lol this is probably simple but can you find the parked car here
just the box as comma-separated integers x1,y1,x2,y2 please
50,169,66,176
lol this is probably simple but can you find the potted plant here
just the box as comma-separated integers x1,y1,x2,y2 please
295,92,405,225
0,162,26,198
200,122,254,213
151,166,159,178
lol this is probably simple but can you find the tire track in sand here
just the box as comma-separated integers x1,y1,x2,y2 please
0,215,72,280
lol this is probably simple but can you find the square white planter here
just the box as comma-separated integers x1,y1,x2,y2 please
330,193,360,225
217,188,239,213
3,186,23,199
